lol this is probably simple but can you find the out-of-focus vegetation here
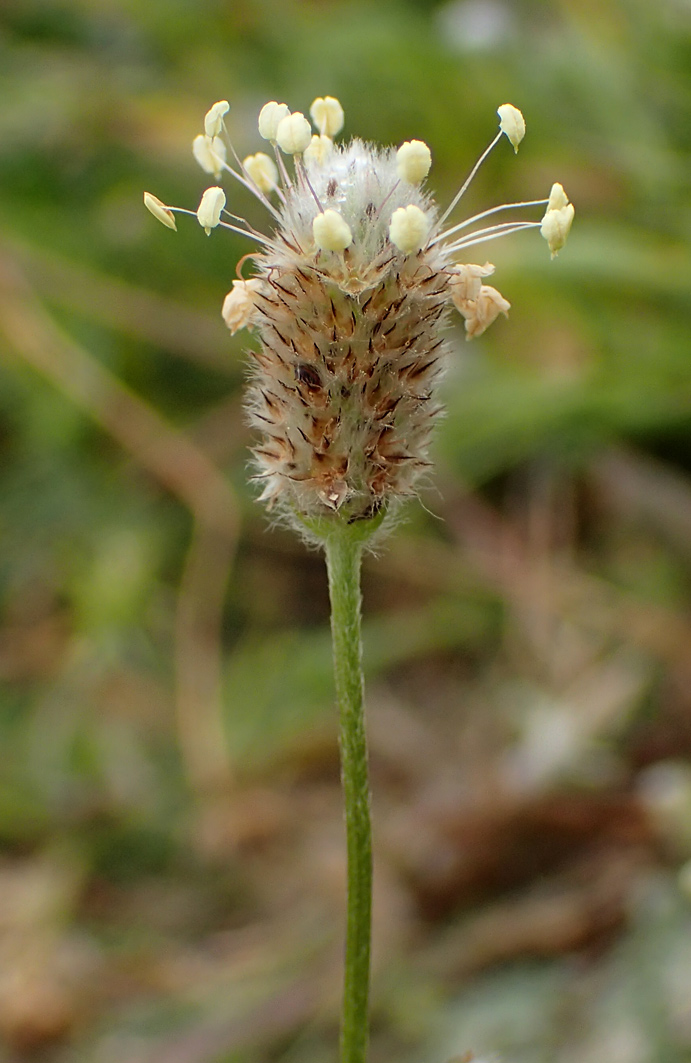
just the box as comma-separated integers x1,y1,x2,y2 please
0,0,690,1060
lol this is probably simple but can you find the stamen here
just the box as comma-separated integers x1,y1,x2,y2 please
221,210,276,245
218,221,272,246
215,157,283,221
437,131,502,228
272,143,294,192
241,153,287,207
169,207,273,246
223,207,257,228
435,199,549,244
373,179,400,221
446,221,539,253
243,153,278,193
206,115,284,214
295,155,324,213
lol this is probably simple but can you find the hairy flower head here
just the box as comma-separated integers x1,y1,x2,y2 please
145,95,572,527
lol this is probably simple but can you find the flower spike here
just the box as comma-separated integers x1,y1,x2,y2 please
144,97,572,518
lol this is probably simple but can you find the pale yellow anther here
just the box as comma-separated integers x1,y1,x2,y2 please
221,279,264,334
276,111,313,155
540,202,575,257
309,97,344,137
313,209,352,252
304,134,334,167
192,134,227,180
196,186,226,234
448,262,495,305
143,192,177,231
243,152,278,193
497,103,526,153
204,100,229,139
460,285,511,340
396,140,432,184
258,101,290,142
546,182,569,212
388,204,429,254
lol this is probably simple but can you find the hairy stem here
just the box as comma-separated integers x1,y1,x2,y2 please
325,526,372,1063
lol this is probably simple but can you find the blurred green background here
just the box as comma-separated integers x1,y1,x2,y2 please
1,0,691,1060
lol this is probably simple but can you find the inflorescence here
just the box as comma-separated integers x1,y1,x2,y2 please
145,96,573,524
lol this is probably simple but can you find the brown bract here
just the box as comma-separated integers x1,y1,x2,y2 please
247,240,451,518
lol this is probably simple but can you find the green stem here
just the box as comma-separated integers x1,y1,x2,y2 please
325,526,372,1063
